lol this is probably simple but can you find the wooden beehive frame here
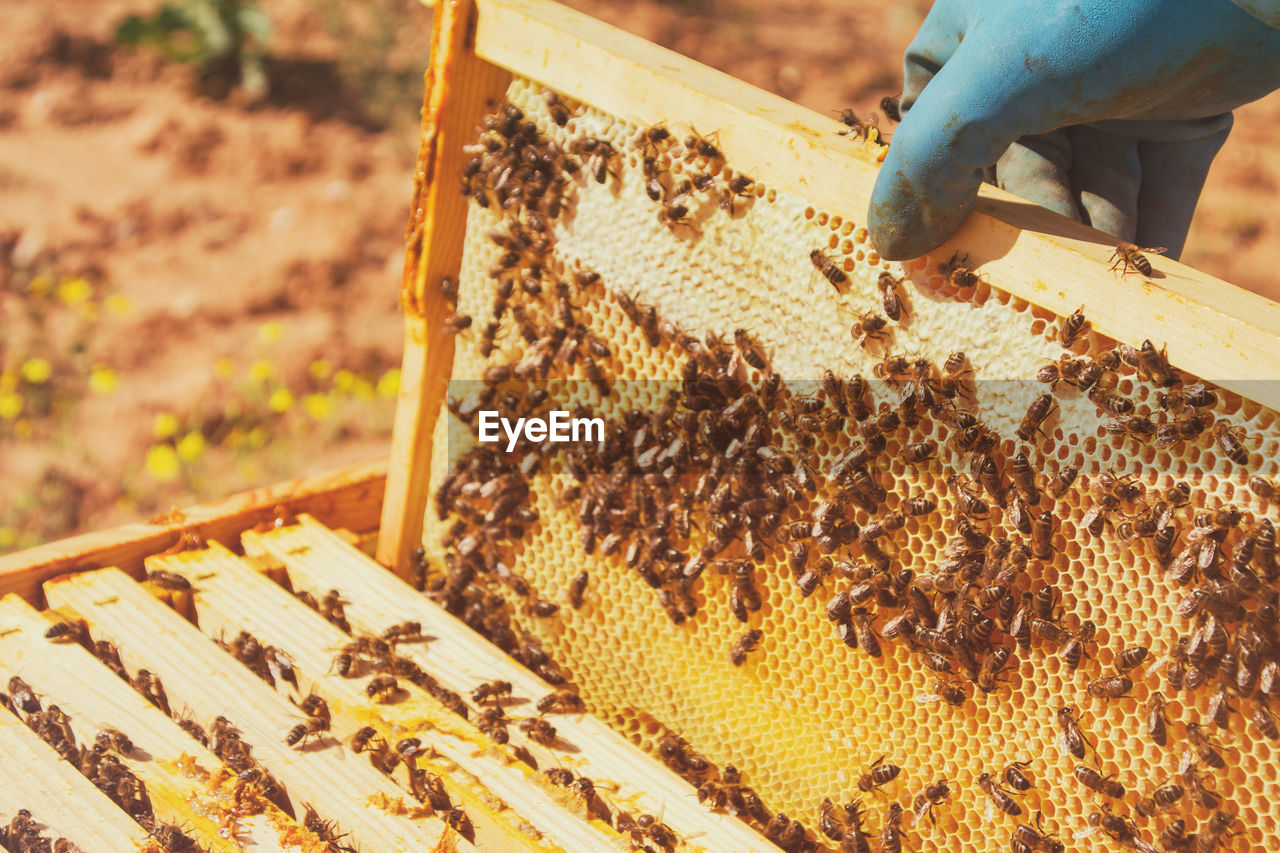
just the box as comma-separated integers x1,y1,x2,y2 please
377,0,1280,575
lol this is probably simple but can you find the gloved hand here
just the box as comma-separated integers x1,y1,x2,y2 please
867,0,1280,261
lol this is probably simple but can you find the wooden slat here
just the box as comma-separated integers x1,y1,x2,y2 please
378,0,513,574
0,458,386,605
147,541,626,853
469,0,1280,406
0,596,308,852
42,568,468,853
245,516,783,853
0,705,154,851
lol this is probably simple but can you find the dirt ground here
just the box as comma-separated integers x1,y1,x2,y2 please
1,0,1277,552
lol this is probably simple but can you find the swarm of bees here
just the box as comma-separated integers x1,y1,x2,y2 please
0,810,86,853
3,687,159,836
432,91,1280,852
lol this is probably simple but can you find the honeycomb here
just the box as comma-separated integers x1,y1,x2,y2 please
422,76,1280,851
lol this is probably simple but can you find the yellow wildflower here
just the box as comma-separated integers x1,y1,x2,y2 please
145,445,180,482
21,358,52,384
88,365,117,395
376,368,401,399
267,388,294,412
56,277,92,306
303,393,332,420
176,431,206,462
0,391,22,420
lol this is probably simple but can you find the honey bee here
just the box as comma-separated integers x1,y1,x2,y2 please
477,707,509,744
1136,783,1185,817
298,692,331,725
855,755,900,793
978,645,1013,693
901,441,936,464
1030,511,1056,561
733,328,770,371
683,128,723,161
850,608,882,658
1057,705,1092,759
544,90,571,126
536,690,586,714
914,680,968,707
147,570,191,591
877,272,906,321
471,680,512,704
42,620,85,644
657,199,698,234
1059,623,1097,674
1016,394,1056,443
1073,764,1125,798
1179,762,1221,810
285,715,329,748
1184,723,1226,768
729,628,763,666
518,716,558,746
1254,703,1279,741
1249,474,1277,501
350,726,379,753
832,108,871,140
1011,812,1066,853
133,669,171,716
1110,243,1165,277
1057,306,1090,348
1030,618,1070,646
802,248,849,292
1212,421,1250,466
381,621,428,645
94,727,134,756
1158,819,1190,853
878,802,906,853
1114,645,1149,672
1003,760,1034,792
1087,674,1133,700
365,675,400,703
912,778,951,825
979,772,1023,816
658,733,714,782
850,311,889,349
939,253,981,288
1045,465,1079,499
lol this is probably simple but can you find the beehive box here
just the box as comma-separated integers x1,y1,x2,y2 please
383,1,1280,851
3,0,1280,851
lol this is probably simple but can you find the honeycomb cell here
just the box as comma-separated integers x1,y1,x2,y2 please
424,77,1280,853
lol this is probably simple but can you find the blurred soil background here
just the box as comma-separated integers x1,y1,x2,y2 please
2,0,1277,553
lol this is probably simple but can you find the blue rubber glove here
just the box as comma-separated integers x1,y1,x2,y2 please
868,0,1280,261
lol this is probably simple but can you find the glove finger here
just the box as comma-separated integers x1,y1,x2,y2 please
1135,122,1233,261
1066,126,1142,242
900,0,970,112
993,130,1081,222
869,35,1056,260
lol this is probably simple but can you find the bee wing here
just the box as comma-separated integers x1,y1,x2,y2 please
913,693,942,705
1145,654,1169,678
983,798,994,824
911,792,932,822
1072,824,1101,841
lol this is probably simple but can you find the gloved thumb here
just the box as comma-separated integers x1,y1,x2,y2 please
868,36,1049,261
1134,125,1232,260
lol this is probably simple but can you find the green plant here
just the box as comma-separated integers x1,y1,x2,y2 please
115,0,273,99
312,0,432,130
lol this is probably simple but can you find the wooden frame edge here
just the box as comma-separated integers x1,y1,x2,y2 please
378,0,513,573
471,0,1280,405
0,457,387,604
